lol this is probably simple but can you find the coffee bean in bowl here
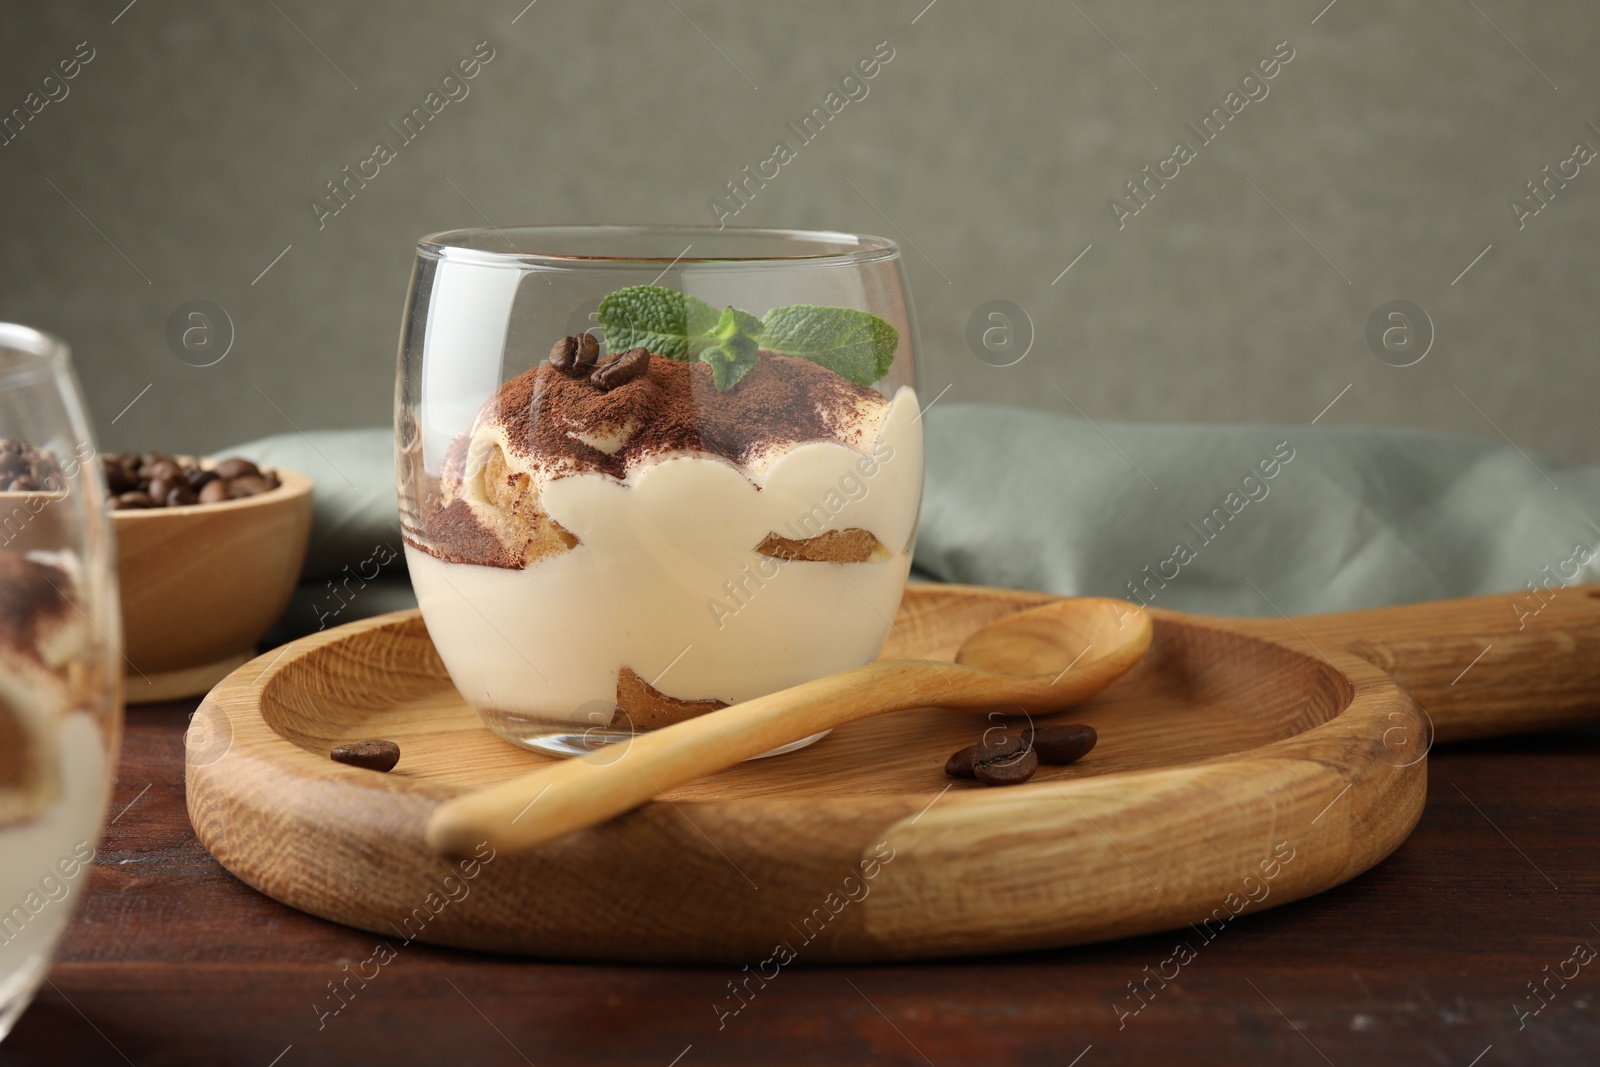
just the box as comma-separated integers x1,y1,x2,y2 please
0,440,312,703
0,439,64,492
104,454,313,703
101,452,281,510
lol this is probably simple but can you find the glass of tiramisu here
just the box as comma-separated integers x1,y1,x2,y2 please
397,227,922,757
0,325,122,1043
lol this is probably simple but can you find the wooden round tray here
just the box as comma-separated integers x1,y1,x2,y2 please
185,582,1600,963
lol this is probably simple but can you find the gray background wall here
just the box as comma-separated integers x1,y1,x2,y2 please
1,1,1595,462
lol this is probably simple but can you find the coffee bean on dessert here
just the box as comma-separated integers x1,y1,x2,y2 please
114,491,157,509
550,333,601,376
227,474,271,498
945,745,978,778
330,739,401,772
211,457,260,480
1023,723,1098,765
591,347,650,390
198,478,230,504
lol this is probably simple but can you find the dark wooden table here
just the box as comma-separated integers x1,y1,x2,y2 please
3,700,1597,1066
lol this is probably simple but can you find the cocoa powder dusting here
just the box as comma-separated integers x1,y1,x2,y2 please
414,350,888,567
0,551,72,656
413,499,525,569
499,351,879,479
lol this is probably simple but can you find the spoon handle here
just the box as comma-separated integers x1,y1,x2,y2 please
426,660,974,858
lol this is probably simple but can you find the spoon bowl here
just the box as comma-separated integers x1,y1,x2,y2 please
425,597,1153,858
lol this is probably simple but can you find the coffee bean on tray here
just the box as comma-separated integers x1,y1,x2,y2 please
946,732,1039,786
550,333,601,376
330,739,401,772
945,745,978,778
591,347,650,390
974,746,1039,786
1023,723,1098,765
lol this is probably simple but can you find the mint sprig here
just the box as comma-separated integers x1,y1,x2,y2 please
756,304,899,388
593,285,898,391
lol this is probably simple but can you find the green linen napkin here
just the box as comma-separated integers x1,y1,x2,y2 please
219,408,1600,641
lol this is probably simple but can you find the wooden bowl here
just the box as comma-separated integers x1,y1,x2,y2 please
114,468,313,702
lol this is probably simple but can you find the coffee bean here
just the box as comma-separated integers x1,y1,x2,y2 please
95,452,277,511
550,333,601,377
975,732,1028,762
0,454,24,477
101,456,135,493
211,457,259,480
944,745,978,778
6,475,38,491
953,731,1039,787
591,347,651,390
974,747,1038,785
227,474,270,498
330,739,401,772
142,459,183,483
1024,723,1098,765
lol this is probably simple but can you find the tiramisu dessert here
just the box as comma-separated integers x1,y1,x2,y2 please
0,549,111,969
403,285,921,743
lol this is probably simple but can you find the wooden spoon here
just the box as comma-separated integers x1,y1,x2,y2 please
425,597,1152,858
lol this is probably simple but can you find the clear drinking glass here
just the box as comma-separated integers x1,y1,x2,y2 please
396,226,923,757
0,325,122,1042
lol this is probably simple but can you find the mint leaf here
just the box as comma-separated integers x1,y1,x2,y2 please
756,305,898,386
594,285,900,391
597,285,722,359
701,326,760,390
712,305,764,343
